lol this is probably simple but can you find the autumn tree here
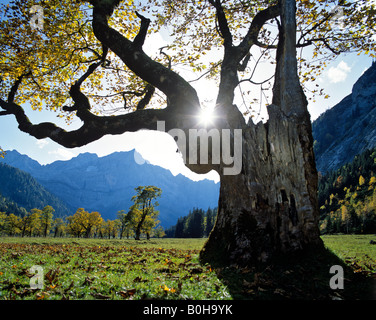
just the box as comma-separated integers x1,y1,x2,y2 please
141,211,160,239
0,212,7,235
40,205,54,237
66,216,82,237
67,208,103,238
131,185,161,240
5,213,20,236
116,210,135,239
19,211,32,237
29,208,42,236
101,219,117,238
359,175,366,187
0,0,375,263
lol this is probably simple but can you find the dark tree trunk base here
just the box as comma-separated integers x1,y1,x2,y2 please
200,107,323,266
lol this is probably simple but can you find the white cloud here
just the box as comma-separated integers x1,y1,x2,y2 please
327,61,351,83
48,148,75,160
36,140,49,149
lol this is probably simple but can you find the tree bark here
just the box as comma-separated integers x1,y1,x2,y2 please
200,108,322,264
200,0,322,265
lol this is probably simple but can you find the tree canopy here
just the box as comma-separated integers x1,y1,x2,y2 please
0,0,375,151
66,208,103,238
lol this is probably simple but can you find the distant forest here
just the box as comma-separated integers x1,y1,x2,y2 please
318,147,376,234
165,207,218,238
0,193,27,217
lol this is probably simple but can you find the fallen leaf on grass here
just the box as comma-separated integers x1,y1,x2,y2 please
133,276,147,283
10,287,34,298
82,277,94,286
45,269,59,284
158,267,175,273
118,288,136,299
90,292,111,299
273,288,288,297
161,285,176,293
36,292,49,300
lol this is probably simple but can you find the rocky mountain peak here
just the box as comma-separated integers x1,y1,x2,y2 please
352,61,376,109
313,62,376,173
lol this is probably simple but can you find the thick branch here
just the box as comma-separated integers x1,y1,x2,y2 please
0,95,168,148
134,12,150,49
209,0,233,48
63,45,108,118
91,3,200,115
136,84,155,110
1,2,203,155
238,4,280,57
89,0,122,17
214,3,280,110
7,72,31,103
237,53,251,72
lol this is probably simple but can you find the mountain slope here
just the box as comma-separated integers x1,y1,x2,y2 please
1,150,220,227
312,61,376,173
0,163,73,217
0,192,27,216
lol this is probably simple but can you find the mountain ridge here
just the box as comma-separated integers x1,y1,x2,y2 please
1,149,220,227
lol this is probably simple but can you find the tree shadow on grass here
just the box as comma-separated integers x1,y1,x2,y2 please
209,246,375,300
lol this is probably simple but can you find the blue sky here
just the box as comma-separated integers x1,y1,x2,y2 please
0,0,374,182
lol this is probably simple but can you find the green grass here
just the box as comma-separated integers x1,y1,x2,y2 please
0,237,207,250
0,235,375,300
321,234,376,274
0,237,227,300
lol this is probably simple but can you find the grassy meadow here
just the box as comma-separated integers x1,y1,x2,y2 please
0,235,375,300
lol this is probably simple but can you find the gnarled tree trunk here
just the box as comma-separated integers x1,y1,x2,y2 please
199,106,322,264
200,0,322,264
